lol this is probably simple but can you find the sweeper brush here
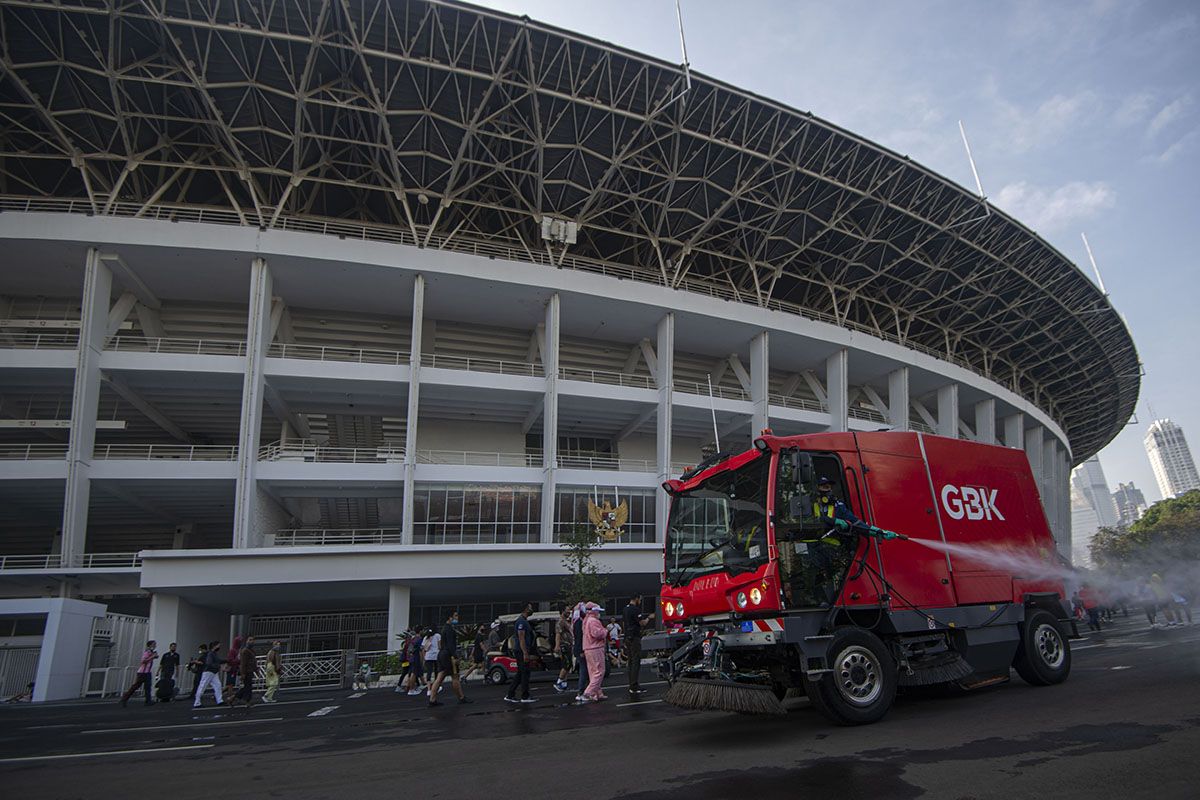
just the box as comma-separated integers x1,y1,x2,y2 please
663,678,787,715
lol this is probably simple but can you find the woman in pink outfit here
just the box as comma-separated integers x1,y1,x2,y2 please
582,603,609,701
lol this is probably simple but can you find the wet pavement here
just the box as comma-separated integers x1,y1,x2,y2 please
1,616,1197,799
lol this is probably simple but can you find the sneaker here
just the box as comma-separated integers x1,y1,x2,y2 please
407,689,423,696
504,696,519,704
574,694,585,702
458,697,473,705
520,697,536,704
428,700,443,707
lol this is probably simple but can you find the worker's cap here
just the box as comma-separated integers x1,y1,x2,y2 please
489,620,501,629
817,476,834,486
585,602,603,613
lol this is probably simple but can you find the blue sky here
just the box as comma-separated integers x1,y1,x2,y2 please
477,0,1199,501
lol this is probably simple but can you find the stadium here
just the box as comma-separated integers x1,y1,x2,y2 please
0,0,1138,700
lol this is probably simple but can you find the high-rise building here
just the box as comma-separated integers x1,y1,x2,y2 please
1144,419,1200,499
1112,482,1147,528
1070,456,1118,567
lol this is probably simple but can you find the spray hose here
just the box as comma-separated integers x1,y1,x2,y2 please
831,518,908,541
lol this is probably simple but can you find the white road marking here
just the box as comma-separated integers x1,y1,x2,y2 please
0,744,214,763
193,697,334,710
82,717,284,735
1072,644,1105,651
617,699,664,708
307,705,340,717
1110,665,1133,670
347,692,365,699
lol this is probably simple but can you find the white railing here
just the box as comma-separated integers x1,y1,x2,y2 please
848,405,888,424
0,331,79,349
912,420,935,434
0,196,1055,428
0,552,141,570
92,444,238,461
105,335,247,357
675,381,750,402
420,352,544,377
0,443,69,460
412,524,540,545
559,366,655,389
251,648,349,691
555,454,656,472
273,528,404,547
415,449,538,467
769,393,824,413
268,342,408,365
258,440,405,463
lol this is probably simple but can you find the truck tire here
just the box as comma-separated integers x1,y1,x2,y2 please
487,665,509,686
805,628,898,726
1013,609,1071,686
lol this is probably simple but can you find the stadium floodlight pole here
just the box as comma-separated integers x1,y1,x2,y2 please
706,373,720,451
1080,232,1108,296
958,120,991,216
664,0,693,107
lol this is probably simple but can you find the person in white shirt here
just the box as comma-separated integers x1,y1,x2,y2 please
422,629,441,689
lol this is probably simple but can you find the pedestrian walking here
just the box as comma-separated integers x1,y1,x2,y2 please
399,626,427,696
582,604,608,702
156,642,181,701
553,607,573,693
263,641,282,703
622,596,650,695
572,602,587,701
427,610,472,706
225,635,243,694
1079,584,1102,633
231,636,257,707
486,619,504,655
120,640,158,707
187,643,208,703
504,602,537,704
459,624,488,682
422,626,441,692
606,617,623,667
193,641,225,707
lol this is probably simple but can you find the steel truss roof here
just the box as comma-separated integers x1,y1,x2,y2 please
0,0,1138,461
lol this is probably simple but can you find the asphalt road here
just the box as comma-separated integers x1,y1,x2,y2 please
2,616,1198,800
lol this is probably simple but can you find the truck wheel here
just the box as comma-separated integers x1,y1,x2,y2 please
806,628,897,726
1013,609,1071,686
487,666,509,686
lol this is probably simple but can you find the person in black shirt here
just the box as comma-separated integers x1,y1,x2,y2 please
504,602,537,704
157,642,181,701
622,597,651,695
427,610,472,707
572,602,587,701
187,643,208,702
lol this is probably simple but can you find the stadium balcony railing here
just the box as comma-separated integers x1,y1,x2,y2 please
271,528,404,547
258,440,405,463
267,342,408,365
92,443,238,461
0,443,69,460
0,552,143,571
0,332,79,349
105,335,247,357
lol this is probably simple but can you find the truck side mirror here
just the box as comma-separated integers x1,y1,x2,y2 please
793,451,815,488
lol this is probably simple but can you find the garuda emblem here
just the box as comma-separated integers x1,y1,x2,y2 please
587,499,629,541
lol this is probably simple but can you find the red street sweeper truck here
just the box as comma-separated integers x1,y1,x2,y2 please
644,430,1075,725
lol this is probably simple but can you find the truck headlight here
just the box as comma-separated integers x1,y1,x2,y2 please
663,601,674,617
749,587,763,605
736,591,748,609
675,601,685,617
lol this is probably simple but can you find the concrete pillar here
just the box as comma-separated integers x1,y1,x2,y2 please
750,332,769,439
402,275,424,545
655,313,675,544
148,593,228,659
936,383,959,438
1003,413,1025,449
825,348,848,432
887,367,910,432
61,248,111,570
539,294,560,544
233,258,273,548
1043,437,1060,548
23,598,107,702
974,399,996,445
1025,424,1044,501
387,583,411,653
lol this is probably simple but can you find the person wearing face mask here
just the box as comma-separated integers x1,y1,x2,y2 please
581,604,609,702
813,477,860,529
427,610,472,707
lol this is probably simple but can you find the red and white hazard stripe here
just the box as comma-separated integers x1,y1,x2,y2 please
750,617,785,632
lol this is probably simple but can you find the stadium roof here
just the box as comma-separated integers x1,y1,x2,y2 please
0,0,1138,460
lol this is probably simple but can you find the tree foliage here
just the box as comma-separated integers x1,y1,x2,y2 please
558,524,609,609
1090,490,1200,574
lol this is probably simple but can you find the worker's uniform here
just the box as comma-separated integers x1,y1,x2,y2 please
792,496,860,607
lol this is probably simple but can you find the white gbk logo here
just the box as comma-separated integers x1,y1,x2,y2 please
941,485,1005,521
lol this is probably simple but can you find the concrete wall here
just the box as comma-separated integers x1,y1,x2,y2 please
0,598,108,702
148,594,229,656
415,419,527,453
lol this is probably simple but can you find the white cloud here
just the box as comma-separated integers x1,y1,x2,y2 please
1147,95,1192,137
984,82,1100,153
1115,92,1155,127
993,181,1115,232
1151,127,1200,164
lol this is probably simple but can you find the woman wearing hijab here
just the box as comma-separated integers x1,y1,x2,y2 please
582,603,609,702
225,635,243,693
572,602,588,701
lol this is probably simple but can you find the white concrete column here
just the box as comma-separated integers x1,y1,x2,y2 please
825,348,848,432
61,248,111,570
1003,413,1025,449
149,593,228,658
25,598,107,702
750,331,769,439
1025,424,1045,501
1043,437,1060,547
936,383,959,438
655,313,675,544
233,258,273,549
387,583,411,652
539,294,560,544
974,399,996,445
402,275,424,545
887,367,910,432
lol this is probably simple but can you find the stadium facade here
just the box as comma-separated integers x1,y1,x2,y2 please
0,0,1138,700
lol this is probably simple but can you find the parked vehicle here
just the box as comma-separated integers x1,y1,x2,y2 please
484,611,566,685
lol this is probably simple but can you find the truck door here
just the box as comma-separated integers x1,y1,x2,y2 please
855,432,957,610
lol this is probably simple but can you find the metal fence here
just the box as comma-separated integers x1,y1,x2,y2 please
420,352,543,377
0,553,142,571
414,449,537,467
0,646,40,698
105,335,247,357
273,528,404,547
559,366,655,389
0,331,79,349
93,444,238,461
258,440,405,463
0,444,70,460
267,342,408,365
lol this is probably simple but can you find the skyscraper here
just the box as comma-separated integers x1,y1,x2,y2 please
1144,419,1200,499
1070,456,1119,567
1112,482,1148,528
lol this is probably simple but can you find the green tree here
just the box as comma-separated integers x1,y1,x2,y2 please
1090,489,1200,574
558,524,609,609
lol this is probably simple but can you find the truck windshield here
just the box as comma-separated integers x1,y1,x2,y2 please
665,455,770,585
